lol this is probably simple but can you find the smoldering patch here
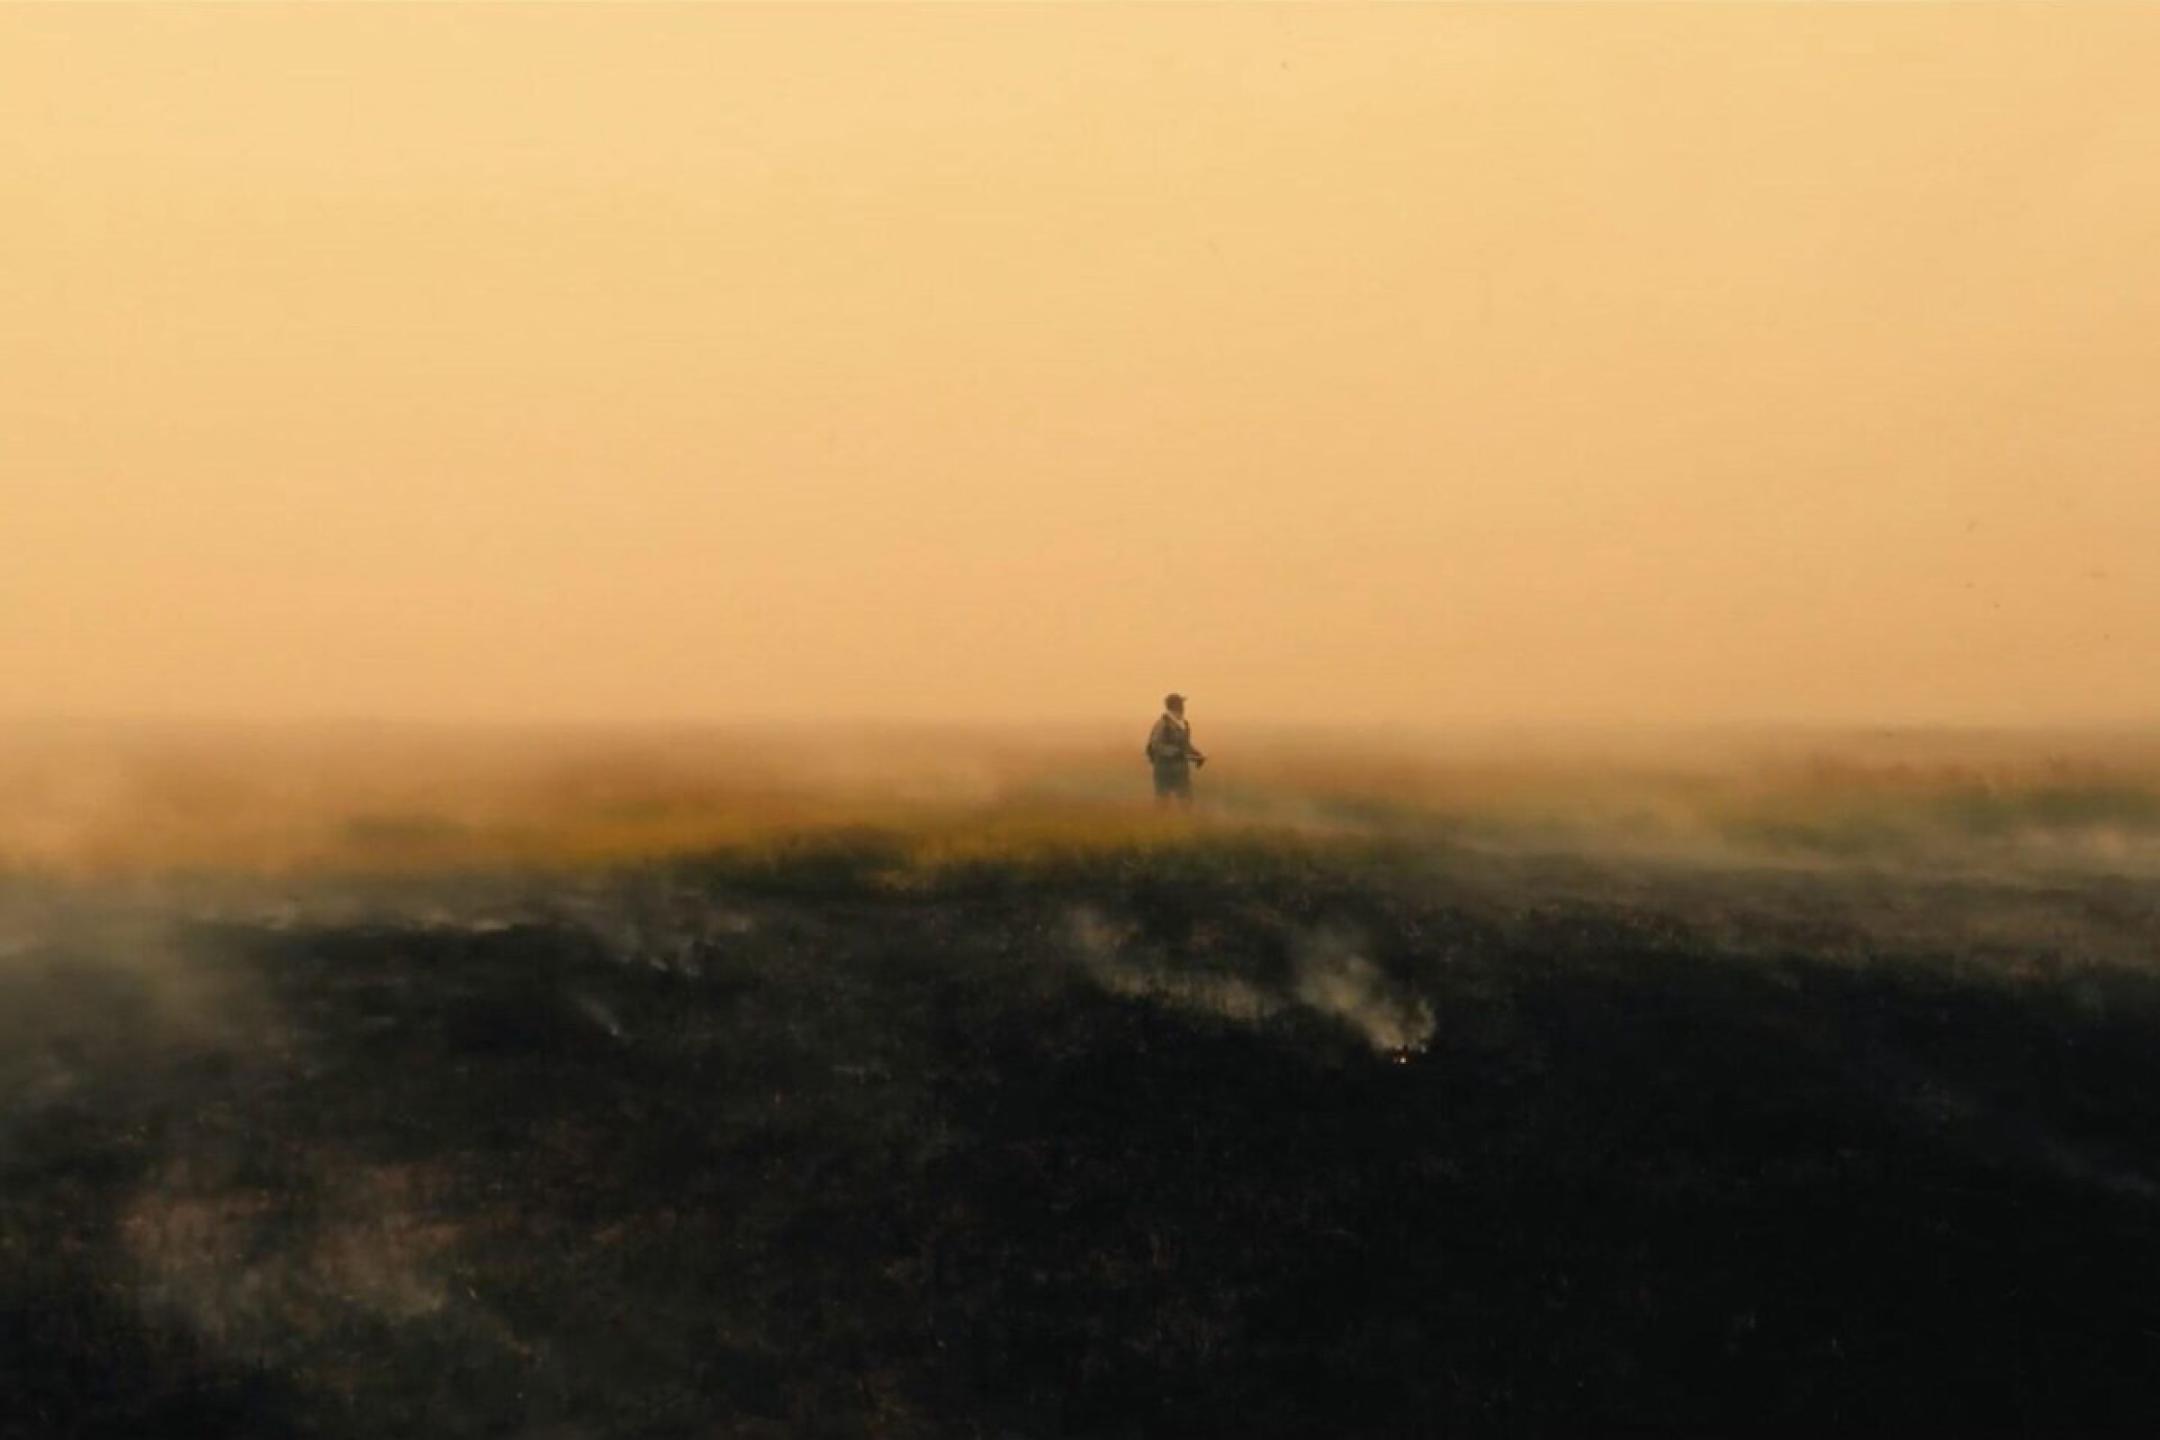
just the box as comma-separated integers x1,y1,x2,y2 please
1088,956,1285,1027
121,1155,464,1351
568,900,759,978
1290,926,1437,1056
1062,906,1434,1057
1064,904,1282,1026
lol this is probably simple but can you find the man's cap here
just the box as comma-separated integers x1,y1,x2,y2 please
1164,692,1186,707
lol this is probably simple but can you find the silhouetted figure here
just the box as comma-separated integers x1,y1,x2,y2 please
1145,692,1207,806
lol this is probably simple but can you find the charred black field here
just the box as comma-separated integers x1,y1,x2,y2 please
7,728,2160,1435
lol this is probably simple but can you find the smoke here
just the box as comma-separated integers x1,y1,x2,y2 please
9,720,2160,886
1065,908,1434,1056
1066,906,1283,1028
7,776,2158,1425
123,1154,461,1351
0,892,479,1374
1290,927,1436,1055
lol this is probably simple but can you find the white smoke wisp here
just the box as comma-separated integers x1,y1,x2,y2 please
1291,927,1436,1056
1089,958,1285,1027
1063,907,1285,1026
1064,908,1435,1057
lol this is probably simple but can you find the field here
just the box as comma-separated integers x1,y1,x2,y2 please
6,725,2160,1435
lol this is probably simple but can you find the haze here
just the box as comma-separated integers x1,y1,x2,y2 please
7,4,2158,730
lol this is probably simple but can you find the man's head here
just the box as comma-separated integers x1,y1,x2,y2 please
1165,693,1186,715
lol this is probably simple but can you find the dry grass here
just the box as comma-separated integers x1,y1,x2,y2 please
6,721,2160,880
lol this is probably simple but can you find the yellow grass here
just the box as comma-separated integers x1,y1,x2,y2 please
6,721,2160,879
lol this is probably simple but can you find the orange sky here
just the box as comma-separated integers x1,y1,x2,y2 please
5,4,2157,730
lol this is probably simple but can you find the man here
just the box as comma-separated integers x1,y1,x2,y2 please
1144,692,1207,806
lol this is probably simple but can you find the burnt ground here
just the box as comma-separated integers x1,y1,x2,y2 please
6,833,2160,1436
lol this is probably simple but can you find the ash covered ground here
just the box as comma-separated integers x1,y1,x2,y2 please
6,727,2160,1435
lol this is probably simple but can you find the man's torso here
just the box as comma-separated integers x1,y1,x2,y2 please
1149,713,1192,766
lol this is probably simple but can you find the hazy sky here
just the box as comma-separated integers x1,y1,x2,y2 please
6,5,2158,729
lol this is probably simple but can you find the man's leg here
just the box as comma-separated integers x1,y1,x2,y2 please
1154,763,1189,806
